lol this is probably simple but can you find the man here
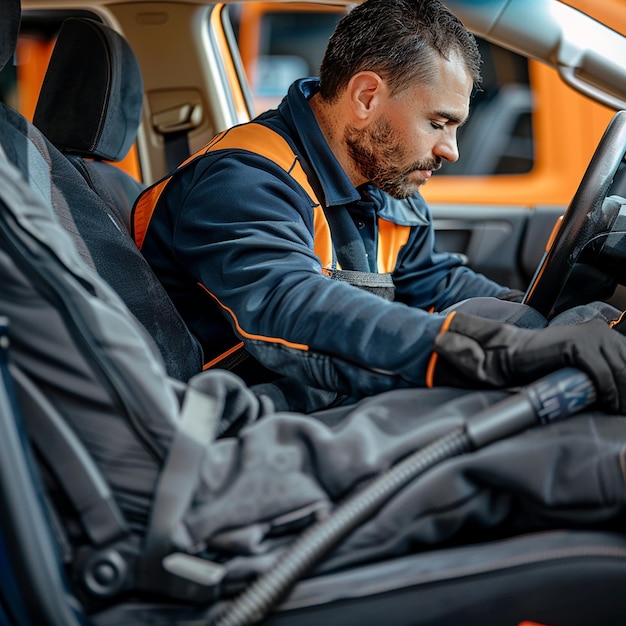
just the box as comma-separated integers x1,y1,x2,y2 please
133,0,626,413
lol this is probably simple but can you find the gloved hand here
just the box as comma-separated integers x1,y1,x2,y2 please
429,312,626,413
496,289,525,303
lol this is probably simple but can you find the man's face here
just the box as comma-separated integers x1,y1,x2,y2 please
344,54,473,199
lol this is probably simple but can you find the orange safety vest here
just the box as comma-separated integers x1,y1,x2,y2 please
132,122,412,370
133,122,411,274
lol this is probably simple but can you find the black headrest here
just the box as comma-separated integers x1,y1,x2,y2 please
33,18,143,162
0,0,21,73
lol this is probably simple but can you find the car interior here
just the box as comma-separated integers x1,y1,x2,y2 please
4,0,626,624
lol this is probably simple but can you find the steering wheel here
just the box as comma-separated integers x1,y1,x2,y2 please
523,110,626,318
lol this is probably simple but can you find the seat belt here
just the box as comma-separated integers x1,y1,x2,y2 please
137,380,227,604
164,130,191,172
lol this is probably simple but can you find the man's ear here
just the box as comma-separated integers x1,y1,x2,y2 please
346,71,387,122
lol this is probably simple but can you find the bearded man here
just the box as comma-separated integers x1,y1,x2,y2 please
133,0,626,414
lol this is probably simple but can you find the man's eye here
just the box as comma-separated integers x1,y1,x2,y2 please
430,122,444,130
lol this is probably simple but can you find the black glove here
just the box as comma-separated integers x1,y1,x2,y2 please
496,289,525,303
430,312,626,413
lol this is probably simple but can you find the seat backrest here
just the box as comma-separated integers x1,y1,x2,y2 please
33,16,145,230
0,140,268,612
0,140,179,521
0,103,203,381
0,0,203,381
0,316,86,626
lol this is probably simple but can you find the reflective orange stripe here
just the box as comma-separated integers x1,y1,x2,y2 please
610,310,626,328
313,205,333,268
377,218,411,273
203,341,245,370
426,311,457,388
133,179,169,250
199,283,310,352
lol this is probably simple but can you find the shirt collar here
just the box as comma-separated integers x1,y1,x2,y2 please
362,184,430,226
280,78,360,206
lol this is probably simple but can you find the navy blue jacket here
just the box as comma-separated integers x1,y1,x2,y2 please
135,78,509,411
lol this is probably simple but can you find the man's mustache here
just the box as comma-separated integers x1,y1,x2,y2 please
415,157,442,172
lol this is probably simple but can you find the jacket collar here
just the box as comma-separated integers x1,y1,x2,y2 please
279,78,429,227
280,78,361,207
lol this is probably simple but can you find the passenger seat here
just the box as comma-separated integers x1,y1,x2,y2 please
1,2,203,381
33,17,145,231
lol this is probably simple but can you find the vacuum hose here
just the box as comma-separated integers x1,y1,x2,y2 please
211,368,596,626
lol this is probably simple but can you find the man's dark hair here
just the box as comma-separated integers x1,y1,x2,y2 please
318,0,482,101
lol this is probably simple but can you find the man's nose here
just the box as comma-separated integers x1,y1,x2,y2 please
435,134,460,163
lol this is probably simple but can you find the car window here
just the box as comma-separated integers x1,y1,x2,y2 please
443,39,533,177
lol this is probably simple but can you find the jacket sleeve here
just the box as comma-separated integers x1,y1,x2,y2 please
171,153,453,397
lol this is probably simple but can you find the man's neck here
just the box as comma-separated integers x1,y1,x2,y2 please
308,92,365,188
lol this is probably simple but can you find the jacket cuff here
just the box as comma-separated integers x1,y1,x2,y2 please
425,311,457,388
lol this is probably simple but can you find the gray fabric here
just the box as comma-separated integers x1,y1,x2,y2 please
549,300,622,325
441,296,549,329
187,389,626,582
2,140,626,600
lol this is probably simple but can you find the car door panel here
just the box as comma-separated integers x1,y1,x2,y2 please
432,204,564,291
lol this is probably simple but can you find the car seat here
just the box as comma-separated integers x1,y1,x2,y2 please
0,0,202,381
33,16,145,231
5,3,626,626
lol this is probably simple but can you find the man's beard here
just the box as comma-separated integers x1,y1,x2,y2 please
345,118,441,199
